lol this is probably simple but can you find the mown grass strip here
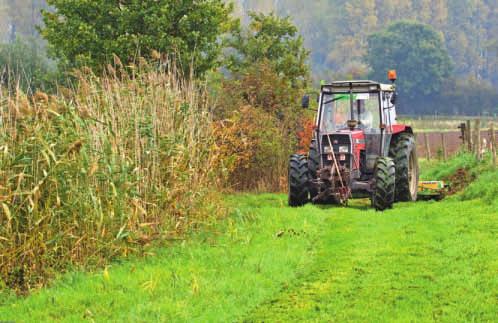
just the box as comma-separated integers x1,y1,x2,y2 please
247,199,498,322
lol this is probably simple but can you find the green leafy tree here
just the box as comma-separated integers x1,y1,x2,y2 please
366,21,452,111
226,12,309,85
41,0,237,76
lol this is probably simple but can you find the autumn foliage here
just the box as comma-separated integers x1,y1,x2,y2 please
296,116,315,154
213,62,305,192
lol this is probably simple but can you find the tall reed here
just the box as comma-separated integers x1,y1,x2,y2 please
0,62,220,291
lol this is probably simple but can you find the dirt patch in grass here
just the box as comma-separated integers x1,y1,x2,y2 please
444,168,476,195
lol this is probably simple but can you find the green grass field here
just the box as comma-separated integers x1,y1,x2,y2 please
1,156,497,322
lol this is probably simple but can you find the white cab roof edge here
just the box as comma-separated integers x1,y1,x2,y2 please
380,83,395,91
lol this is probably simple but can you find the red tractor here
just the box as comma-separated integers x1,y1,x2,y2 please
289,71,419,210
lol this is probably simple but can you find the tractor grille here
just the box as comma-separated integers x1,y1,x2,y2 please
321,134,352,168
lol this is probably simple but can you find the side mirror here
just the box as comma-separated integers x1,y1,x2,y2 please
390,92,397,105
301,95,310,109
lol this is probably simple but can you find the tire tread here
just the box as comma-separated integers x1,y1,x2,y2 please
288,154,309,207
372,157,396,211
389,133,419,201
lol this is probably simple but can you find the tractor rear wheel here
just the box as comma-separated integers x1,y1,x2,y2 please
389,133,419,201
371,157,396,211
288,154,309,207
308,140,320,199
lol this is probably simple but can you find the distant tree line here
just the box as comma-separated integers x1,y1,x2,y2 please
0,0,496,115
237,0,498,85
235,0,498,116
366,21,498,116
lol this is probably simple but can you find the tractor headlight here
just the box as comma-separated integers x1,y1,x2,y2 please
339,146,349,153
323,146,333,154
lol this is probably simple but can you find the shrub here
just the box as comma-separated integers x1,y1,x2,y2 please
213,62,305,192
225,12,309,87
213,105,288,191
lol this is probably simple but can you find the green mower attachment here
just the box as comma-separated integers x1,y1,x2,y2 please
417,181,448,201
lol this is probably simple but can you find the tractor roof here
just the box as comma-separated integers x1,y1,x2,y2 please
322,80,395,93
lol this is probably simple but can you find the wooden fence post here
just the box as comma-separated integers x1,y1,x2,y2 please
466,120,472,152
491,123,496,168
475,119,481,160
458,123,466,147
424,133,431,160
441,132,447,161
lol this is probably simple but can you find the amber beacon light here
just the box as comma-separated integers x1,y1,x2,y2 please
388,70,397,82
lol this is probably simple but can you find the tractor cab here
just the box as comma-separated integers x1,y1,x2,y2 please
319,80,396,134
290,71,419,210
317,80,399,175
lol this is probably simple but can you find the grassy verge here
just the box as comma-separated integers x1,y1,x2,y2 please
421,152,497,205
1,155,496,320
0,194,329,321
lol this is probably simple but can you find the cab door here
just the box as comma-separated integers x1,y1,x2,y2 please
361,92,384,172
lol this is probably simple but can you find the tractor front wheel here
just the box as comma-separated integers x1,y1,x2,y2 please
389,133,419,201
288,154,309,207
308,140,320,200
371,157,396,211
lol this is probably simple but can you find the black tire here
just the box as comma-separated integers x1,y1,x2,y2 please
308,140,320,199
288,154,309,207
371,157,395,211
389,133,419,201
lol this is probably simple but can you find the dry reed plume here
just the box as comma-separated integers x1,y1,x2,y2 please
0,62,221,291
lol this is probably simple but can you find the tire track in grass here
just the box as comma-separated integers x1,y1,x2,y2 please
245,200,498,322
244,202,382,321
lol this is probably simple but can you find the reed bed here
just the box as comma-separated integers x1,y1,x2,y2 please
0,63,221,291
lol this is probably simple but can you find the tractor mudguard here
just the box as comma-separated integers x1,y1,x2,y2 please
391,124,413,135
